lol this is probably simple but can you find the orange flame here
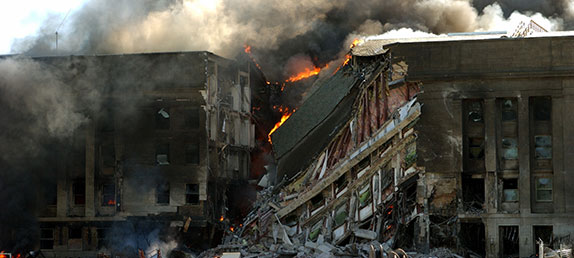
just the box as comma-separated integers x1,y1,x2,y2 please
230,226,235,232
285,65,327,82
107,199,116,205
219,216,224,222
244,45,263,71
268,110,294,144
350,38,363,48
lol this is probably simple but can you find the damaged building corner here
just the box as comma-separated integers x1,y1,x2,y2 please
207,34,574,258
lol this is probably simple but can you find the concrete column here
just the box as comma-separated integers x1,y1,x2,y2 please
518,97,531,214
552,97,565,213
519,223,533,257
85,122,96,217
484,99,497,213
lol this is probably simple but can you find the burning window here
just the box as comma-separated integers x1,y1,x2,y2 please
73,180,85,205
184,107,200,129
535,177,552,202
185,143,199,164
101,184,115,206
40,228,54,249
155,108,170,130
156,143,170,165
185,184,199,204
156,182,170,204
502,179,518,202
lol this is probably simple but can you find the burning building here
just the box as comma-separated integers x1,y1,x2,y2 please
0,51,268,257
230,32,574,257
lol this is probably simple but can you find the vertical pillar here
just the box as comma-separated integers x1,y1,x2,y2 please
552,97,564,213
85,122,96,217
518,97,531,214
484,98,498,213
519,224,533,257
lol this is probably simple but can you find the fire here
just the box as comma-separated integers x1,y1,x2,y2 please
285,65,326,82
107,199,116,205
350,38,363,48
268,110,294,144
230,226,235,232
219,216,224,222
243,45,263,71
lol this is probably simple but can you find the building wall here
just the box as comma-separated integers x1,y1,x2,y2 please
391,37,574,257
34,52,255,257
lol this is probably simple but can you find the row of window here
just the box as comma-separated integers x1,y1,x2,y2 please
68,182,200,206
155,107,200,130
462,97,554,203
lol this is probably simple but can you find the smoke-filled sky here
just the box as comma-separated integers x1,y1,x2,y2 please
3,0,574,81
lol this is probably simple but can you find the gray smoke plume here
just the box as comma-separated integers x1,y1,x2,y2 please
10,0,572,81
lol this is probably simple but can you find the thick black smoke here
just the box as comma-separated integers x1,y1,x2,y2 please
11,0,572,81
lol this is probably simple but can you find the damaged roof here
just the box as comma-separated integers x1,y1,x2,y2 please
271,67,360,159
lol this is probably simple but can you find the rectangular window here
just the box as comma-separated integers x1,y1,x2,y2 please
503,178,519,202
333,203,348,227
97,228,109,249
73,180,85,205
156,143,170,165
499,98,519,171
184,107,200,129
535,177,553,202
156,108,170,130
45,182,57,206
185,184,200,204
185,143,200,164
310,194,324,211
101,184,115,206
101,142,115,168
463,100,485,172
69,226,82,239
534,226,553,255
40,228,54,249
156,183,170,204
530,97,552,171
499,226,519,257
358,184,372,208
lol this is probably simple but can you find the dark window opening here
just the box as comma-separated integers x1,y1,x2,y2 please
40,228,54,249
185,143,200,164
156,182,170,204
503,179,519,202
156,143,170,165
309,220,322,241
534,226,553,254
463,100,485,172
353,156,371,177
532,97,551,121
335,174,348,193
184,108,200,129
459,222,485,256
101,184,115,206
185,184,199,204
97,228,109,249
101,143,115,168
462,176,484,211
310,194,324,211
500,226,519,257
45,182,57,206
73,180,85,205
155,108,170,130
69,226,82,239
